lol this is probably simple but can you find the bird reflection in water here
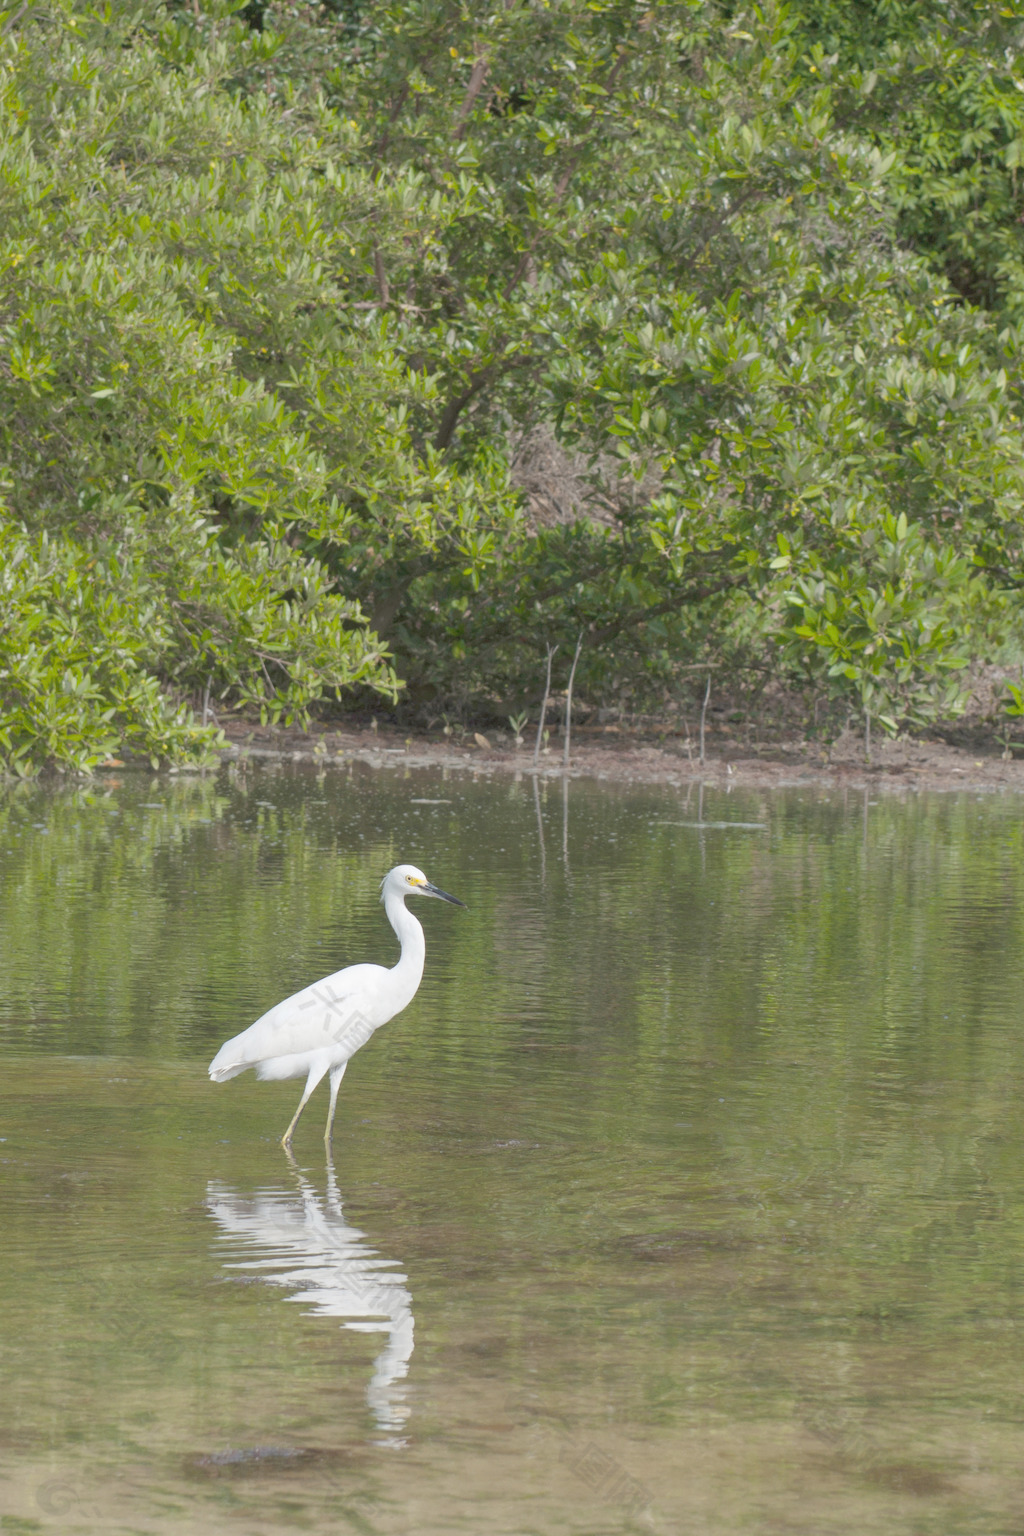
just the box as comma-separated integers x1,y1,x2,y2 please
206,1158,413,1441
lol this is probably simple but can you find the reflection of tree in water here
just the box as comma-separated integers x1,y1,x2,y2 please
206,1159,413,1439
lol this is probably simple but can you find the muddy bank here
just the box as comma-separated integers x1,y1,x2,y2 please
218,718,1024,795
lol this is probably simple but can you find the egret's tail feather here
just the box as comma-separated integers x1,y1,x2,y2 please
209,1060,250,1083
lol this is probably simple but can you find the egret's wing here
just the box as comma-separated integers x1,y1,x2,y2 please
208,962,388,1077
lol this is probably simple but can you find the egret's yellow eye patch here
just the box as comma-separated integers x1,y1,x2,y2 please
407,876,424,885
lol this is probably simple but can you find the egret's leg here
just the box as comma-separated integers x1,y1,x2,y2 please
324,1062,347,1146
281,1062,328,1149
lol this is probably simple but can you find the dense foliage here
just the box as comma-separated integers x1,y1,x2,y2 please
2,0,1024,769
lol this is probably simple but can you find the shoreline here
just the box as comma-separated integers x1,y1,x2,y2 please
216,719,1024,796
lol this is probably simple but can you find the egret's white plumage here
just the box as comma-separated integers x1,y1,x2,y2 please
208,863,465,1147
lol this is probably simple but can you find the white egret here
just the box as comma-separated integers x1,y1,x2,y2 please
208,864,465,1148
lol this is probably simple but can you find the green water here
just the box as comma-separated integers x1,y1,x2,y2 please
2,762,1024,1535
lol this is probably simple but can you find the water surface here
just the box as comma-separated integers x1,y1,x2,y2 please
2,763,1024,1534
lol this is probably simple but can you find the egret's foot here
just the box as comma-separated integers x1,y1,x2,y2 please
281,1132,293,1150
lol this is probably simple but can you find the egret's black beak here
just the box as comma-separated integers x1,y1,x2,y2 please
423,882,466,908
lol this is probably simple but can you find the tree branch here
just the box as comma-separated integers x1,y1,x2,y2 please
432,365,496,449
372,246,390,304
372,82,410,159
453,54,490,141
0,2,30,36
585,571,747,647
457,563,749,669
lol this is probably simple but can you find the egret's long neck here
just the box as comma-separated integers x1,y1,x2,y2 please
384,887,426,993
